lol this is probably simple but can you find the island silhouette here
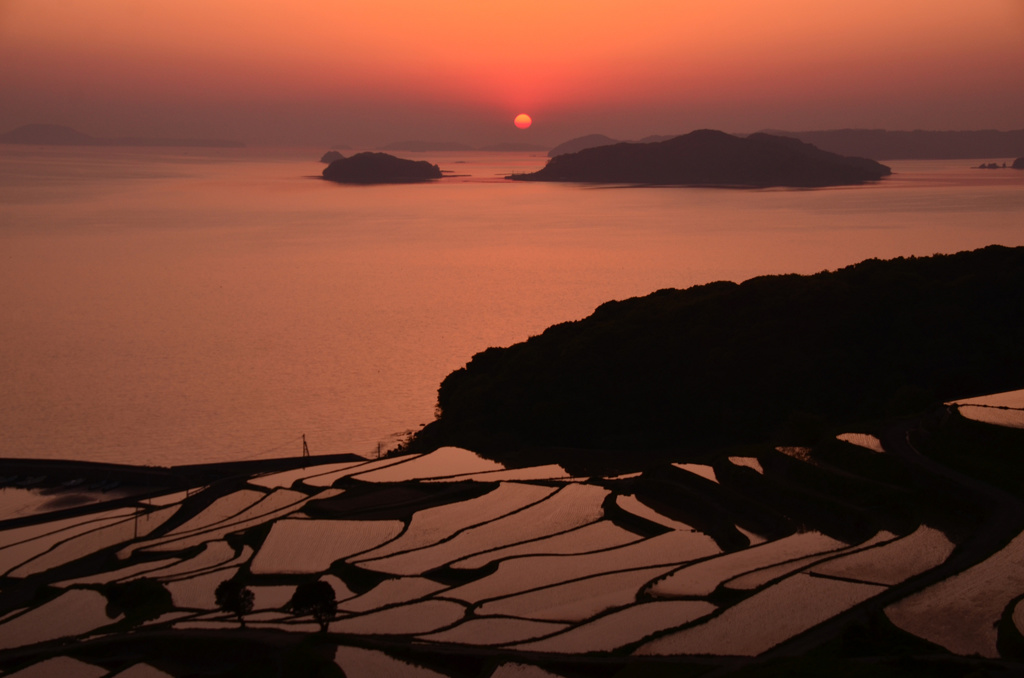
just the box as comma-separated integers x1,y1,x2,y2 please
766,128,1024,160
509,130,890,187
321,152,442,183
547,134,674,157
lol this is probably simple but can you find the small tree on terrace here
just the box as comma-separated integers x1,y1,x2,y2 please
215,578,255,628
287,580,338,632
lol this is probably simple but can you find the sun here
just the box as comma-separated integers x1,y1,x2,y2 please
514,113,532,129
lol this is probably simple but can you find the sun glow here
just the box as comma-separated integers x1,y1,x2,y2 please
514,113,532,129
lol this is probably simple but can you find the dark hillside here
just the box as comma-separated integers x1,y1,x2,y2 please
412,246,1024,460
769,128,1024,160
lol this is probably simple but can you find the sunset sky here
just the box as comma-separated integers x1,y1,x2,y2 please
1,0,1022,147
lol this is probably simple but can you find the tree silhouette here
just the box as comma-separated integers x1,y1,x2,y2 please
287,580,337,632
102,578,172,626
215,578,254,628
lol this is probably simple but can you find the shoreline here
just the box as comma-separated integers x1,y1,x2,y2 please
0,453,373,528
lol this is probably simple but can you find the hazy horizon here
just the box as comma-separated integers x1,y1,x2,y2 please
2,1,1022,148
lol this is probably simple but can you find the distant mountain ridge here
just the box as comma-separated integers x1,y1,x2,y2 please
0,124,244,148
765,128,1024,160
380,140,548,153
548,134,675,157
512,129,891,187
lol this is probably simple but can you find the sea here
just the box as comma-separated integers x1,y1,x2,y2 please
2,146,1022,467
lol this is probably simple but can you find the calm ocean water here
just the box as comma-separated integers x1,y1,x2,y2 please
2,146,1023,466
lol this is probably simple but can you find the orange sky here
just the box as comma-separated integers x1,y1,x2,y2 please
1,0,1022,146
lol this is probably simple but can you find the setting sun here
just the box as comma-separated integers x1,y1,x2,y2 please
514,113,532,129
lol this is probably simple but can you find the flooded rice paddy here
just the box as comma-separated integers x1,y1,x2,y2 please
3,398,1024,674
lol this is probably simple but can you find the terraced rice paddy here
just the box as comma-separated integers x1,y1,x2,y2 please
473,565,678,622
2,401,1022,675
134,541,240,579
53,556,181,587
111,664,176,678
5,656,109,678
445,531,720,605
351,446,505,482
724,531,895,591
339,576,447,612
354,482,556,561
515,600,716,653
1,509,140,576
885,529,1024,657
251,518,403,574
648,531,849,598
166,567,240,609
302,455,421,487
249,462,365,489
425,464,571,483
129,488,341,554
956,405,1024,429
334,646,449,678
450,521,642,570
950,390,1024,429
249,585,298,610
671,463,718,483
357,483,610,575
727,456,764,474
328,599,468,635
615,494,692,531
11,507,177,577
836,432,886,452
810,526,954,585
638,574,885,656
421,617,569,646
0,589,119,650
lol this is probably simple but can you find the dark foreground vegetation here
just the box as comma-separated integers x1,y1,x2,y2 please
321,152,442,184
409,246,1024,462
508,130,891,187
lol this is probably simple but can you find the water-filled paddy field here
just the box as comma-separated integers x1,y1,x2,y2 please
2,398,1024,676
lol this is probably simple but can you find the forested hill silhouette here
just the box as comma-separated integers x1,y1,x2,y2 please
380,140,474,152
321,152,442,183
548,134,620,157
409,246,1024,461
511,130,890,187
0,123,243,148
547,134,675,157
767,128,1024,160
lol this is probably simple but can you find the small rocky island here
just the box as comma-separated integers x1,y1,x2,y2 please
1014,157,1024,169
322,152,442,184
510,129,891,187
